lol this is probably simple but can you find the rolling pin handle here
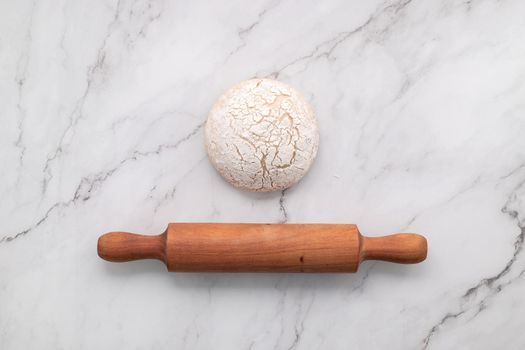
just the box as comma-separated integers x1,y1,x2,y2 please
97,231,166,263
360,233,427,264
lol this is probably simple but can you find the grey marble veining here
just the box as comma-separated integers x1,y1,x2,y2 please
1,0,525,349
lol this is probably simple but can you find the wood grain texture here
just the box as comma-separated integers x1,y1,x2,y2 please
166,223,360,272
97,223,427,273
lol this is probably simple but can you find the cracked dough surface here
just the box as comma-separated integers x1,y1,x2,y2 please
205,79,319,192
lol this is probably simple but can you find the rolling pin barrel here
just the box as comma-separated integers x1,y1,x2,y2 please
97,223,427,273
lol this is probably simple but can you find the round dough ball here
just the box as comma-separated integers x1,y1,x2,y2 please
205,79,319,192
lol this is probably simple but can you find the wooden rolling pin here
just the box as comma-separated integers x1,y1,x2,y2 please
97,223,427,272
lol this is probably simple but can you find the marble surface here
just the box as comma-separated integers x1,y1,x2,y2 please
2,0,525,349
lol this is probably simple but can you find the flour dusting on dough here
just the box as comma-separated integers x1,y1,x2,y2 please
205,79,319,192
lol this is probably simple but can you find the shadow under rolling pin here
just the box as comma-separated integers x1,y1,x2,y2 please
97,223,427,273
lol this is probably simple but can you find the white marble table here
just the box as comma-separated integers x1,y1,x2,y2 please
2,1,525,349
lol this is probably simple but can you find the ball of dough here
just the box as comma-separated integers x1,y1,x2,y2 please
205,79,319,192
